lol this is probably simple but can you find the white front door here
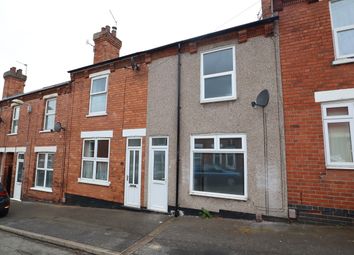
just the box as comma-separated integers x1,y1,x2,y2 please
124,138,142,208
13,153,24,201
148,137,168,212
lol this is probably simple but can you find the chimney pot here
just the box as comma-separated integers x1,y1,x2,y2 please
93,25,122,64
10,67,16,72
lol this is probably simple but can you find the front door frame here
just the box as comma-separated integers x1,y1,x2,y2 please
124,137,142,208
148,136,169,212
13,153,24,201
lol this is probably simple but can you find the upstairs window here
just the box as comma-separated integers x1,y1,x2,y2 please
11,106,20,134
330,0,354,59
322,102,354,169
43,98,56,131
89,75,108,115
200,46,236,103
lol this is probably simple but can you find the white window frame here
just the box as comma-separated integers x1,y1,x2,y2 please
88,75,109,116
190,134,247,200
79,138,111,186
43,97,57,131
34,152,54,192
10,106,20,134
321,101,354,169
329,0,354,60
149,136,169,182
200,45,236,103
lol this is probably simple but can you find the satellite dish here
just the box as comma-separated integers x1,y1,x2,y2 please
54,122,65,132
251,89,270,108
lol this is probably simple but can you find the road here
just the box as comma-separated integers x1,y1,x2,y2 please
0,230,87,255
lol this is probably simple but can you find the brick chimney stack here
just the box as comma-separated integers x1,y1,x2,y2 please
261,0,273,18
93,25,122,64
2,67,26,99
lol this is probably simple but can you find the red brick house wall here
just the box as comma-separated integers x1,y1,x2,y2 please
65,63,148,205
0,82,72,203
275,0,354,223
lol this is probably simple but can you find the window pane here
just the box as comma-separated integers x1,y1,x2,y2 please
36,170,45,187
152,138,167,146
37,154,46,168
96,162,108,180
46,171,53,188
129,151,134,184
17,162,24,182
134,151,140,185
128,139,141,147
326,107,349,116
18,154,25,160
220,138,242,149
97,140,109,158
153,151,165,181
82,161,94,178
14,107,20,119
90,93,107,113
47,154,54,169
194,138,214,149
47,99,56,113
193,153,244,195
12,120,18,133
331,0,354,28
84,140,95,157
328,122,353,163
45,114,55,130
337,29,354,57
204,75,232,99
203,48,233,75
92,77,107,93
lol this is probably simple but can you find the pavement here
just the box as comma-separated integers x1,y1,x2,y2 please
0,201,353,255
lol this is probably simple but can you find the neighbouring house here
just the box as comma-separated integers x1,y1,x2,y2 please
264,0,354,224
145,16,287,218
0,67,71,203
1,17,287,221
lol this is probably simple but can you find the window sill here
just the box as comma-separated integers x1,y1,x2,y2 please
30,187,53,193
332,58,354,66
39,130,52,133
326,165,354,170
86,113,107,118
190,191,247,201
7,133,17,136
78,178,111,187
200,96,237,104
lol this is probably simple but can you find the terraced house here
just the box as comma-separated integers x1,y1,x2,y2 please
3,0,352,225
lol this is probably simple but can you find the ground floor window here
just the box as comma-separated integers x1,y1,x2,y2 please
35,153,54,190
191,134,247,199
321,102,354,169
81,139,110,184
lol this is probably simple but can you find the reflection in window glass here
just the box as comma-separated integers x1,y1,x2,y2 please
220,138,242,149
194,138,214,149
153,151,165,181
328,122,353,163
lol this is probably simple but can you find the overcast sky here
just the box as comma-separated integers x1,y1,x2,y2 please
0,0,261,98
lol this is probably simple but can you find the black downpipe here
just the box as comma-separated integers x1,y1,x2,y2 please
174,43,182,217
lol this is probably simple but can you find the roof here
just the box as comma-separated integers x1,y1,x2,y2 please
68,16,279,73
0,81,70,103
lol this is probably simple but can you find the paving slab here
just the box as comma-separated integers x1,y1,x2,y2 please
133,216,354,255
0,201,169,253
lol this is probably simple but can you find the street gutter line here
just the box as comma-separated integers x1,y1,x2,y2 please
0,224,120,255
121,216,176,255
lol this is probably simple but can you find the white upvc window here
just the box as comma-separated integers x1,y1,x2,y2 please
330,0,354,60
80,138,110,185
11,106,20,134
190,134,247,200
35,153,54,191
200,46,236,103
43,98,56,131
89,75,108,115
321,102,354,169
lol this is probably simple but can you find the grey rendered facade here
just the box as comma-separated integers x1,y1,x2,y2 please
145,21,287,218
